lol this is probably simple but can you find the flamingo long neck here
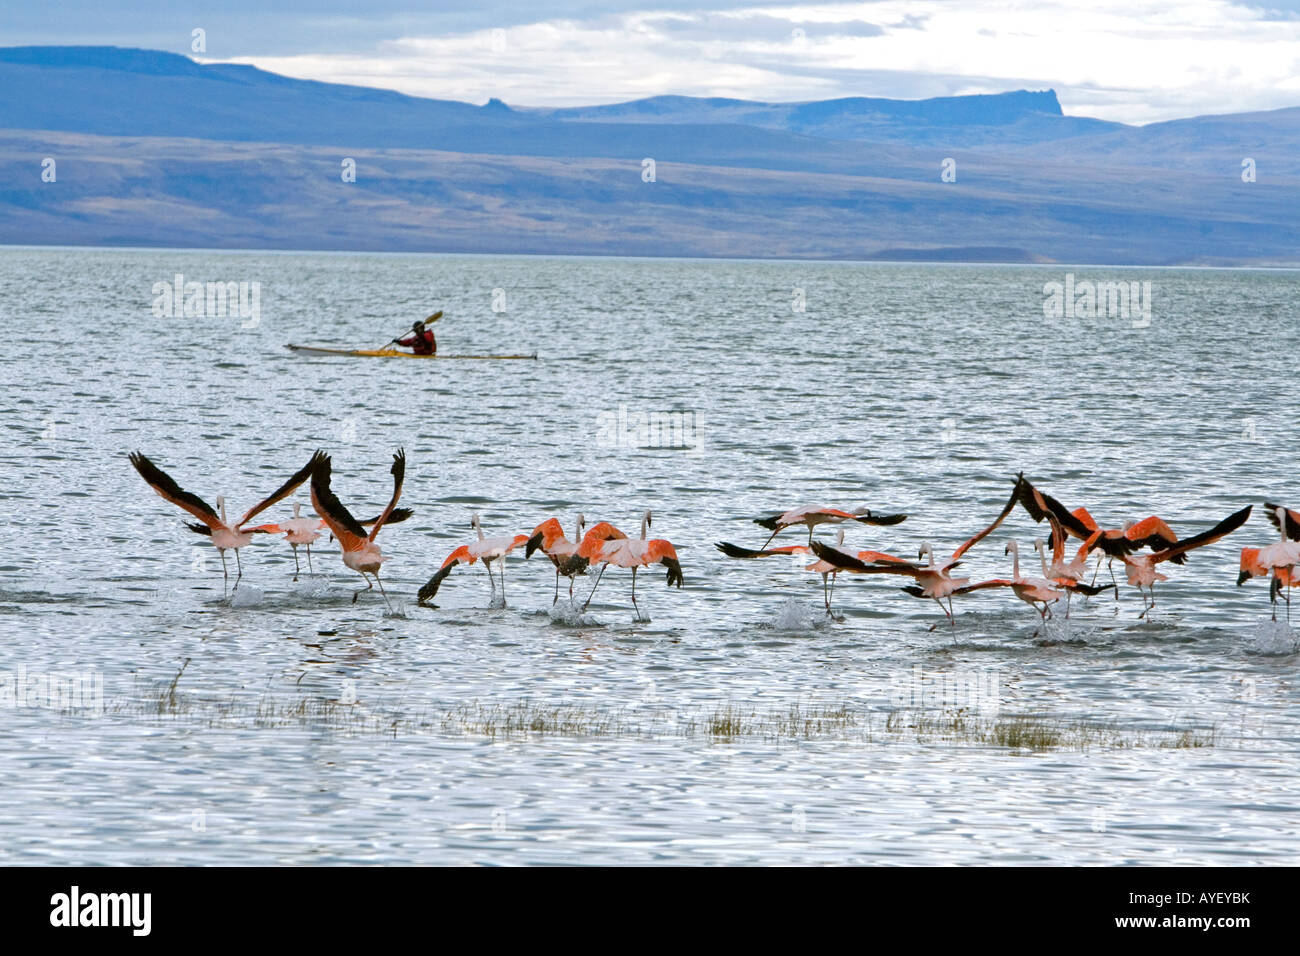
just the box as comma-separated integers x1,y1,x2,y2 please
217,496,228,528
1036,544,1049,578
1009,543,1021,579
922,543,935,568
640,513,650,540
1278,509,1289,544
293,502,302,519
574,516,585,542
473,514,484,540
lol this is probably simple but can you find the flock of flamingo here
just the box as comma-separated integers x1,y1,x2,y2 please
127,448,681,619
129,449,1300,628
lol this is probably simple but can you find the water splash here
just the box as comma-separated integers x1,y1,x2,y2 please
768,598,830,632
1246,619,1299,655
1036,616,1093,645
229,585,264,608
547,598,601,627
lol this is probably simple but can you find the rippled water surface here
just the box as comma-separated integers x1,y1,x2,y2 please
1,248,1298,864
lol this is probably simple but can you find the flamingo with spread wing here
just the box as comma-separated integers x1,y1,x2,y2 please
583,510,683,620
753,504,907,549
418,512,531,607
130,449,324,593
309,449,406,609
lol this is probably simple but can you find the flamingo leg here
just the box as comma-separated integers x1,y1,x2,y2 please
376,573,392,613
500,558,507,605
233,548,243,593
631,566,642,620
352,571,373,604
582,564,608,610
306,545,314,575
822,573,830,613
219,549,229,593
933,596,953,628
292,544,301,581
1138,586,1155,619
483,560,495,598
553,569,560,605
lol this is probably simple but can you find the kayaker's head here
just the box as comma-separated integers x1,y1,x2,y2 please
412,322,422,332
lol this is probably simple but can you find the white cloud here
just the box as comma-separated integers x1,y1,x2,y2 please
219,1,1300,124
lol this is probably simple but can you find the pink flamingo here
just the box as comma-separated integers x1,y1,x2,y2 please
1003,539,1066,621
129,450,324,593
275,503,322,579
753,504,907,548
310,449,406,609
1118,505,1252,617
418,512,531,607
584,510,683,619
935,540,1065,629
1237,506,1300,619
524,514,587,603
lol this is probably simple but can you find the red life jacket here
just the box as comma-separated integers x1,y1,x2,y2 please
398,330,436,355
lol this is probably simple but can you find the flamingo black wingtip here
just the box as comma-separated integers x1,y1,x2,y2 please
417,564,454,604
525,532,543,559
663,556,684,588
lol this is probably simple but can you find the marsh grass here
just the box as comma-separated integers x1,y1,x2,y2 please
110,671,1220,751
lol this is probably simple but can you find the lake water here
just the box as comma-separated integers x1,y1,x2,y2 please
1,247,1297,864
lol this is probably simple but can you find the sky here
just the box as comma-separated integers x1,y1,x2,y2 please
5,1,1300,124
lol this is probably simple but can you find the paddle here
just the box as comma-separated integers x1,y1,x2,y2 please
378,310,443,350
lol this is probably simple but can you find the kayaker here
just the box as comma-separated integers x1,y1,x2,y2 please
395,321,436,355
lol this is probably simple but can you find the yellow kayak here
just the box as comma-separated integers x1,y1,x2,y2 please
286,344,537,360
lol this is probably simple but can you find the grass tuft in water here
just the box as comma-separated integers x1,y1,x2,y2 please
116,678,1222,752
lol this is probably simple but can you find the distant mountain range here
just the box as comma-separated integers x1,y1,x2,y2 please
1,45,1297,263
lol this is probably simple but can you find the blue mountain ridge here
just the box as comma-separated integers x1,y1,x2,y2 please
1,46,1298,263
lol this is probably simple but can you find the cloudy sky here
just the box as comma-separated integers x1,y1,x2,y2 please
6,1,1300,123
